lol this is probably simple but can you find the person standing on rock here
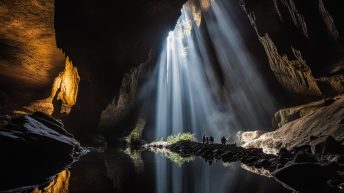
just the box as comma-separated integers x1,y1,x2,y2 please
221,136,226,145
202,134,206,144
209,136,214,144
205,136,209,144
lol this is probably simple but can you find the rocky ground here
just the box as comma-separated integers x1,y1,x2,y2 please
0,112,85,192
238,95,344,155
167,138,344,193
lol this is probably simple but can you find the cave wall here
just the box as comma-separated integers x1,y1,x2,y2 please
0,0,66,112
241,0,344,99
0,0,187,142
1,0,342,142
54,0,187,140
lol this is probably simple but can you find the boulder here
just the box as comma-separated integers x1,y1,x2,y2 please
0,113,84,192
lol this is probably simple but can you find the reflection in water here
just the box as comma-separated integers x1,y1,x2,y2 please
149,147,195,166
122,147,144,173
37,149,287,193
240,163,272,177
154,152,288,193
32,170,70,193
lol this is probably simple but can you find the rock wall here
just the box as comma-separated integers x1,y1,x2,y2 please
241,0,344,98
99,63,143,128
239,95,344,154
0,0,187,140
55,0,187,139
20,57,80,116
258,33,321,96
0,0,65,110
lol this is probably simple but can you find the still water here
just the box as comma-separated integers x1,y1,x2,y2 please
65,148,289,193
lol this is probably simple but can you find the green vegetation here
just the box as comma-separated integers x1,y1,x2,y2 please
222,162,232,168
166,132,196,145
149,147,194,166
124,119,145,143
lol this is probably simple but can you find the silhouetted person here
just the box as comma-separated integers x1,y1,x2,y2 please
205,136,209,144
221,136,227,145
209,136,214,144
202,134,206,144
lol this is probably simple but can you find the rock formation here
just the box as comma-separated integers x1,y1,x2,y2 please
0,0,65,110
0,112,84,192
54,0,187,138
240,0,344,98
318,0,339,40
32,170,70,193
165,139,344,192
22,57,80,115
239,95,344,154
274,0,309,38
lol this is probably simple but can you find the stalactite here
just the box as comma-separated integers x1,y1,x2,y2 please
280,0,309,38
240,2,321,96
272,0,283,22
318,0,339,40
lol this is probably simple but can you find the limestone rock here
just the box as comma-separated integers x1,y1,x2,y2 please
240,95,344,154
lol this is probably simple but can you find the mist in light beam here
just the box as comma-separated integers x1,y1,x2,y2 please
154,0,275,141
153,1,276,193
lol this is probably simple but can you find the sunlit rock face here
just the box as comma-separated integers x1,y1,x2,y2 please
50,57,80,114
20,57,80,115
272,98,332,129
241,0,344,98
239,95,344,154
0,0,65,111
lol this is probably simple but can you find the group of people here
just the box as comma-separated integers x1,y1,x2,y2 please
202,135,214,144
202,134,228,145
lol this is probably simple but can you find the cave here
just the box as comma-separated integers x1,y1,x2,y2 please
0,0,344,192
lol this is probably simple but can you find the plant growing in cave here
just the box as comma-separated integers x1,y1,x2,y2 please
166,132,196,145
125,119,145,143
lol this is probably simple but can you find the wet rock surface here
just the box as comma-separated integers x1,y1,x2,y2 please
0,112,85,192
167,139,344,193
